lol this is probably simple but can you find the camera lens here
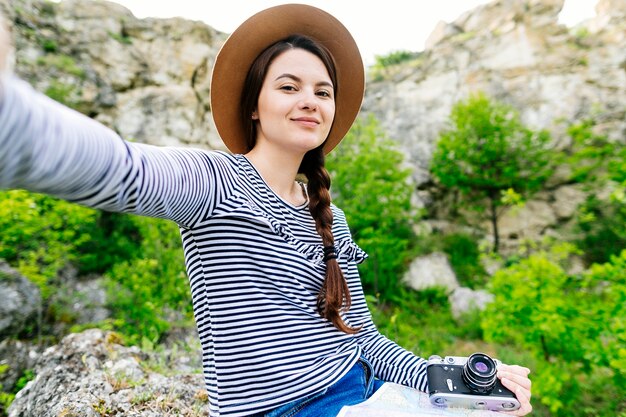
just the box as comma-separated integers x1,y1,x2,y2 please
474,361,489,373
462,353,497,394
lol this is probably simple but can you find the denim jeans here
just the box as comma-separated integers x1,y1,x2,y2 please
262,357,386,417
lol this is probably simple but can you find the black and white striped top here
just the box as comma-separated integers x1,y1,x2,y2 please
0,77,428,416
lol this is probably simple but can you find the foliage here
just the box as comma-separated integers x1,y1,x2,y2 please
0,189,155,341
373,50,420,68
369,50,423,81
40,38,58,53
441,233,487,288
104,216,192,345
327,115,419,300
481,248,626,416
411,231,487,289
430,92,554,252
0,366,35,416
563,119,621,184
0,190,100,299
566,120,626,264
576,195,626,264
36,54,85,78
370,287,470,357
0,190,140,293
108,30,133,45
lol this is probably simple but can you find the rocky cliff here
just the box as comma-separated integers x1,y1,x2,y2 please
364,0,625,181
362,0,625,250
1,0,226,149
2,0,625,249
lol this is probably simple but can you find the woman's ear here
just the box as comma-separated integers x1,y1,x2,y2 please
251,111,259,120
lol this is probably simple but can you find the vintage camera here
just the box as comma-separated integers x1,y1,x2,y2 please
426,353,521,412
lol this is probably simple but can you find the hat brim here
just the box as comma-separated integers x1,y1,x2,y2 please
210,3,365,155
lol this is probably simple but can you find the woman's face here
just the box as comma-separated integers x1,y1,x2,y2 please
253,48,335,155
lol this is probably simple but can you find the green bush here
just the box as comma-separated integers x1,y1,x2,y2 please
373,50,420,68
565,120,626,265
0,190,99,299
576,195,626,265
104,216,192,345
0,190,143,339
481,250,626,416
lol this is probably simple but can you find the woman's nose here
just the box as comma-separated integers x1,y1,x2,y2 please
298,91,318,111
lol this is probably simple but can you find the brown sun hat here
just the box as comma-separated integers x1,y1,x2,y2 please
210,3,365,155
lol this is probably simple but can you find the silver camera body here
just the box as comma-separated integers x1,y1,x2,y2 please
426,353,521,412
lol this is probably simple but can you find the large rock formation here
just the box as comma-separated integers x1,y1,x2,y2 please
8,329,205,417
362,0,625,250
364,0,625,174
3,0,624,251
1,0,226,150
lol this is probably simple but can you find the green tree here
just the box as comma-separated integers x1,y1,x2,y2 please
430,92,553,253
327,115,418,299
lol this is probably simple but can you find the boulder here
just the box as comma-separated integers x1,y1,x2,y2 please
449,287,495,320
403,252,459,291
8,329,206,417
0,261,41,338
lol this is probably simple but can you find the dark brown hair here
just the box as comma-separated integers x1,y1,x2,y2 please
241,35,359,334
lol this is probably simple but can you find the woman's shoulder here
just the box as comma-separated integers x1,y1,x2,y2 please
331,203,348,224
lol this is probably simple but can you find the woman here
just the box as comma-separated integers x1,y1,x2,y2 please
0,4,531,417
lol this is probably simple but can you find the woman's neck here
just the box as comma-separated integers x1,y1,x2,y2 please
245,146,306,205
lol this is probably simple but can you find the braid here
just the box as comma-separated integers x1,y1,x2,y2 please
301,146,360,334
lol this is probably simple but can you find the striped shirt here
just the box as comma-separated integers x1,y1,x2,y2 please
0,76,428,416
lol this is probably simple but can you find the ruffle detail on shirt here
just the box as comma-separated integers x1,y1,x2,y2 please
257,212,368,266
211,193,368,265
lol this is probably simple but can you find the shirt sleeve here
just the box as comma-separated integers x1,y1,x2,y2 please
0,75,234,227
353,313,429,392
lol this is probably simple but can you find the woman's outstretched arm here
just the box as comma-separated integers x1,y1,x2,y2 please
0,75,224,227
0,18,227,227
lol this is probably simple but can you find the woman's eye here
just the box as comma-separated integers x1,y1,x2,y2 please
317,90,331,98
280,85,297,91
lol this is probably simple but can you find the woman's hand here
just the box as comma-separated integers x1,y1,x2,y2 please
0,11,9,72
497,364,532,416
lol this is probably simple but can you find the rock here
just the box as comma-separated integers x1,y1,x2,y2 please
551,185,587,219
8,329,206,417
496,200,558,242
71,278,110,325
0,339,41,392
449,287,495,320
403,252,459,291
9,0,226,150
6,0,625,253
363,0,625,248
0,261,41,338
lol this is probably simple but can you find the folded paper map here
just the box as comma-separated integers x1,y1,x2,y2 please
338,382,509,417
